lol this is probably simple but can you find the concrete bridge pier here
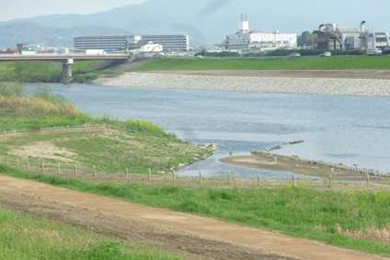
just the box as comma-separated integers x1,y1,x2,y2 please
61,59,73,84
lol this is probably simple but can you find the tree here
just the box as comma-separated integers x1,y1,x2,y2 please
298,31,317,48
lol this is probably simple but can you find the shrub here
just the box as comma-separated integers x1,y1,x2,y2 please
0,82,24,97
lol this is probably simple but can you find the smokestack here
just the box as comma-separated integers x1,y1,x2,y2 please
360,21,367,32
239,13,249,33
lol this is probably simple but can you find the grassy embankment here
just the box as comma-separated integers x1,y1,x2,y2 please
0,83,213,174
0,60,123,83
1,164,390,257
133,56,390,71
0,206,180,260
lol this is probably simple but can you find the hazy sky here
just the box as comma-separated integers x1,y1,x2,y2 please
1,0,389,33
0,0,145,21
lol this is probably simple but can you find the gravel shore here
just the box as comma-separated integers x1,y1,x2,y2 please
94,72,390,97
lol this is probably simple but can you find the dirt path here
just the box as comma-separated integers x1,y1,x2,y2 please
0,175,387,260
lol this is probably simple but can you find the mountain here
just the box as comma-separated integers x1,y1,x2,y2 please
0,22,130,48
1,0,389,48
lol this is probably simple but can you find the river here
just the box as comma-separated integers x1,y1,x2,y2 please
26,83,390,177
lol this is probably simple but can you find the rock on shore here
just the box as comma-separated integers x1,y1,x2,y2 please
94,72,390,97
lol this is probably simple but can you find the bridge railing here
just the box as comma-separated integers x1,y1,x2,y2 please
0,53,130,58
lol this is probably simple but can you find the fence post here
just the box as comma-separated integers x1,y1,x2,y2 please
93,165,97,177
199,171,202,186
126,167,129,182
58,162,61,175
291,174,296,187
40,160,45,174
172,171,176,182
226,171,230,186
257,175,261,187
16,158,20,168
329,173,333,188
366,173,371,188
148,168,152,183
232,170,236,188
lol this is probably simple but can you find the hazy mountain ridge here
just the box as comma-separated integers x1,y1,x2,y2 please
1,0,389,48
0,22,130,48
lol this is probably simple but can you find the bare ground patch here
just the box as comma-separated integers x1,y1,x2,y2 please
11,141,77,163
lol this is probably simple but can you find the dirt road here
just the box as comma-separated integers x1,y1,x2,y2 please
0,175,387,260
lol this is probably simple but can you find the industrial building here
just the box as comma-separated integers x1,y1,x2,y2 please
223,14,297,52
313,22,389,51
74,35,190,53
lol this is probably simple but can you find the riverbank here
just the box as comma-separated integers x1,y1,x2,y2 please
0,83,213,175
94,71,390,97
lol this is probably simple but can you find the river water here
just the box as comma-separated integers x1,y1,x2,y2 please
26,83,390,177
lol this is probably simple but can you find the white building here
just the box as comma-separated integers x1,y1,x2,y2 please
249,32,297,51
139,42,163,53
224,15,297,52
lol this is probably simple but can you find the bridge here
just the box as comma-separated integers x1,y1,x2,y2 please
0,54,130,84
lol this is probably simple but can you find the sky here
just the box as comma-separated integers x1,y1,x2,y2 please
0,0,389,33
0,0,145,21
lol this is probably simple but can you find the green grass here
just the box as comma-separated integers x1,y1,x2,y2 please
0,60,120,83
133,57,390,71
0,83,213,174
0,205,181,260
1,165,389,257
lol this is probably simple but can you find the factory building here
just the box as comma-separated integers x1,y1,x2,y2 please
223,14,297,52
313,22,389,51
74,35,190,53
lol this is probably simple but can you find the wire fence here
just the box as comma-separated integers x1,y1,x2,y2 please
1,154,390,191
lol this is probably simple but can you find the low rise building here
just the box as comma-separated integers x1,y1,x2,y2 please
375,32,390,48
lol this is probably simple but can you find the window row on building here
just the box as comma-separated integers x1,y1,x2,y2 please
74,35,190,53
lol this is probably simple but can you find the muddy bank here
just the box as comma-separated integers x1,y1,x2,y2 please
94,71,390,97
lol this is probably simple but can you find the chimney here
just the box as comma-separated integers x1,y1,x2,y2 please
239,14,250,33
